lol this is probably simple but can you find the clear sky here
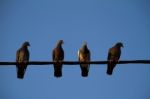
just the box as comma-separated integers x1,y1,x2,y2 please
0,0,150,99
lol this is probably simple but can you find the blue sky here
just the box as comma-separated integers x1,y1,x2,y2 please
0,0,150,99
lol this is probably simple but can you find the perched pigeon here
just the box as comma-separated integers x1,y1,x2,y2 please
52,40,64,77
78,42,91,77
107,42,123,75
16,42,30,79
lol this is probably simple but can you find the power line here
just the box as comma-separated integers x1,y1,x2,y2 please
0,60,150,65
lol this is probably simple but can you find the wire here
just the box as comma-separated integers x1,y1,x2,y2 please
0,60,150,65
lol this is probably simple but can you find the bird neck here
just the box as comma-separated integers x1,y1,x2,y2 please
56,44,62,49
83,45,88,49
22,45,28,50
82,46,88,53
115,45,121,49
83,47,86,51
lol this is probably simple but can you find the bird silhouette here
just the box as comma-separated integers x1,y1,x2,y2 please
52,40,64,77
107,42,123,75
16,41,30,79
78,42,91,77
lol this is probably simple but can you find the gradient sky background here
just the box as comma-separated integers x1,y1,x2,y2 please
0,0,150,99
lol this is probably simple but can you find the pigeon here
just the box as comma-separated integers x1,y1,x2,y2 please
16,41,30,79
78,42,91,77
52,40,64,77
107,42,123,75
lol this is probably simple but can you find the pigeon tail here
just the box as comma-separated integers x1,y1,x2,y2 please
107,69,113,75
17,70,25,79
81,71,88,77
54,64,62,77
81,68,89,77
54,70,62,77
107,65,114,75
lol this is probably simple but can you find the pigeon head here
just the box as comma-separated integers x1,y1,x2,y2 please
22,41,30,47
115,42,123,48
57,40,64,45
82,42,88,49
82,42,87,46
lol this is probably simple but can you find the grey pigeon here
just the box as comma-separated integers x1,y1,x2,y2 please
78,42,91,77
107,42,123,75
52,40,64,77
16,41,30,79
